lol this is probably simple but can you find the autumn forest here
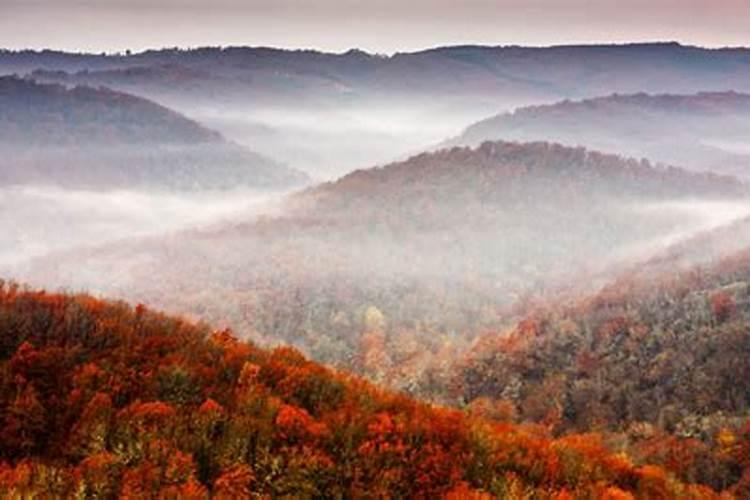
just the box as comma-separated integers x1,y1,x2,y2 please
1,4,750,498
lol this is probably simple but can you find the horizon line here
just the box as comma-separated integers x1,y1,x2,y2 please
2,40,750,58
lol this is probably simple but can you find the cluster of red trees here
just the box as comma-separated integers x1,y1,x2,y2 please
0,282,726,497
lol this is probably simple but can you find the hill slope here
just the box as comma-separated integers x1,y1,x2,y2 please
0,77,307,190
445,92,750,179
0,283,723,497
23,141,750,394
458,217,750,491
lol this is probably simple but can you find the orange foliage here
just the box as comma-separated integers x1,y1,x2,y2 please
0,284,729,497
213,465,254,498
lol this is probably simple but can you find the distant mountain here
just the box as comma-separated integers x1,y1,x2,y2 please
445,91,750,178
0,76,308,190
0,283,717,497
0,75,220,145
4,43,750,104
24,141,749,394
5,43,750,178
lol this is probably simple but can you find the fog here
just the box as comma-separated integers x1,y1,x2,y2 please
600,200,750,269
703,139,750,156
185,100,498,180
0,185,286,270
5,46,750,398
447,92,750,179
10,138,750,398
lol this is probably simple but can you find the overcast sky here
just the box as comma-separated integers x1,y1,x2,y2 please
1,0,748,54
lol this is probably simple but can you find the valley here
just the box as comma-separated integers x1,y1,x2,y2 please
1,38,749,497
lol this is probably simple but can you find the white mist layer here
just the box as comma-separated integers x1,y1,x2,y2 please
194,103,494,181
702,139,750,155
0,185,287,269
613,200,750,263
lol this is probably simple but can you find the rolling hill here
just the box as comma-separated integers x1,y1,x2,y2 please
6,42,750,178
0,76,307,190
5,43,750,105
458,216,750,492
445,92,750,179
0,283,733,497
3,43,750,496
22,141,750,396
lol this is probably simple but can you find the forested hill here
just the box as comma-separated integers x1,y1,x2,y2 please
0,77,308,190
458,216,750,493
0,75,221,145
23,141,750,397
302,140,746,216
445,92,750,179
0,283,732,497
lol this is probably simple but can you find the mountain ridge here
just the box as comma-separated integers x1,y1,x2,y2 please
9,41,750,179
445,91,750,179
21,140,750,397
0,76,308,190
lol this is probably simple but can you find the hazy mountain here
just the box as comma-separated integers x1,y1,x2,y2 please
22,141,750,395
4,41,750,495
4,43,750,102
6,42,750,178
0,76,308,190
445,91,750,179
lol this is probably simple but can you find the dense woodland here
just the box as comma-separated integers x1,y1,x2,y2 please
3,42,750,498
458,220,750,492
447,92,750,179
0,76,307,190
24,141,749,395
0,283,743,497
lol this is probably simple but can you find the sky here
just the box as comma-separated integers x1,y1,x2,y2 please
1,0,749,54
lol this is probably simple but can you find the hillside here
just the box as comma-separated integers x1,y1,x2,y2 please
23,141,750,395
0,75,220,145
6,42,750,177
0,283,733,497
0,76,307,190
445,92,750,179
457,218,750,492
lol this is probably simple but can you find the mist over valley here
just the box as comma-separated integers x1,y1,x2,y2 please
1,20,750,497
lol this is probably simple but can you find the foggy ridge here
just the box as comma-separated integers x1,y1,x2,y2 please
445,91,750,179
0,76,308,190
5,43,750,179
19,140,750,396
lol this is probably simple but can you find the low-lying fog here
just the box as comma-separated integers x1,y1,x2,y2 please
628,200,750,257
703,139,750,155
5,183,750,293
193,101,496,180
605,200,750,266
0,185,286,271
